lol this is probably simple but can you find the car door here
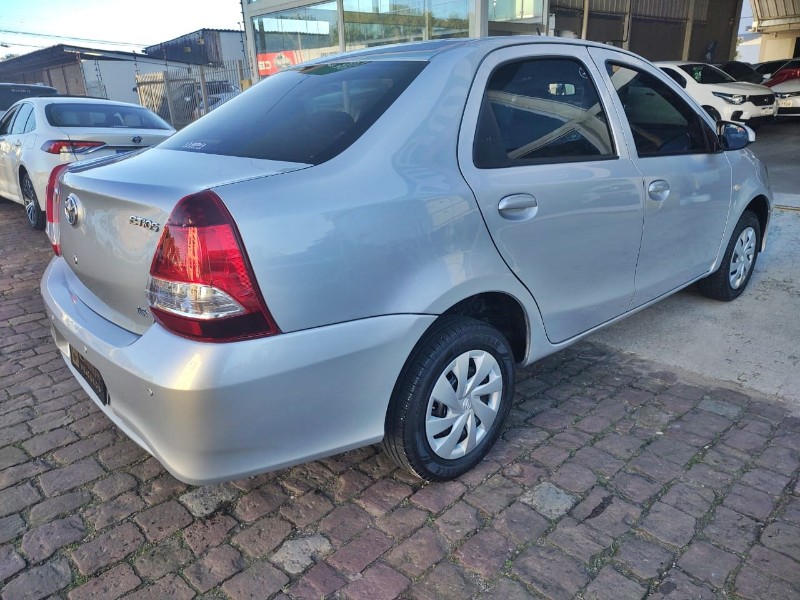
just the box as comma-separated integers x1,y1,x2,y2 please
458,44,645,344
5,102,35,201
0,105,21,197
588,48,731,307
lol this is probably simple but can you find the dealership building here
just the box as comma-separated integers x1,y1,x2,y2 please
241,0,750,80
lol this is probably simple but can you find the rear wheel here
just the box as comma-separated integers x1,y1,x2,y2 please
21,172,45,231
383,316,515,481
698,210,760,301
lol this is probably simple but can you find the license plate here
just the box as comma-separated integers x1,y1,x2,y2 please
761,106,775,115
70,345,109,405
778,99,793,108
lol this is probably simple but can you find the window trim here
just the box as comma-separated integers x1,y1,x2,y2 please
472,55,619,170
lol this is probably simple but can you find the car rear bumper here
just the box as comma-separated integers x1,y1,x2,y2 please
41,256,435,484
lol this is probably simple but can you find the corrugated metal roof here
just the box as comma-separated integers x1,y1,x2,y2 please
752,0,800,20
551,0,709,21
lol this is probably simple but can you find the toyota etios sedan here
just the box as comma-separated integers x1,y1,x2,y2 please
41,38,772,484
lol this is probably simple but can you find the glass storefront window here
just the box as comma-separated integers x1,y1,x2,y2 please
252,2,340,77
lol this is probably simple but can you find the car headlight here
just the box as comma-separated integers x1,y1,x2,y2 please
776,91,800,98
712,92,746,105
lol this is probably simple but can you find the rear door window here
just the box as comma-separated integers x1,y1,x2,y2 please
161,60,426,165
10,104,33,135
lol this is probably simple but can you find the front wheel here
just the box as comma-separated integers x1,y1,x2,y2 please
383,317,515,481
21,172,45,231
698,210,760,301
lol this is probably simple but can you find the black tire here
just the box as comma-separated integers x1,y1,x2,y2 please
703,106,721,122
21,172,45,231
698,210,760,301
383,316,515,481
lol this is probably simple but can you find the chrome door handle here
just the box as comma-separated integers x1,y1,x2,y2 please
498,194,538,221
648,179,670,202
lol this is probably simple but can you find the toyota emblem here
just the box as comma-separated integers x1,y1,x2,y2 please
131,135,143,144
64,194,79,227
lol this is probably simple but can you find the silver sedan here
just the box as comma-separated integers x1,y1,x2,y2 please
41,37,771,484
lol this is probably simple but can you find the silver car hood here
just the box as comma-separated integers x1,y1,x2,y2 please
57,148,308,336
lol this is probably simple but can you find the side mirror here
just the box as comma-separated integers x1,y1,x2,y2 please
718,121,755,151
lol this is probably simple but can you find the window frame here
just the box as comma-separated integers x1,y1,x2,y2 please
472,55,619,170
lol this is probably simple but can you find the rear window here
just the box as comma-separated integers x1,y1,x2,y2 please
161,60,427,165
45,103,172,129
0,85,57,111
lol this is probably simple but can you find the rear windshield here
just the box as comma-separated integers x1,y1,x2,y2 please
0,85,57,110
45,103,172,129
161,60,427,165
678,63,735,84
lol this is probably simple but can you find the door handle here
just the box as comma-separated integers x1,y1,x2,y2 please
647,179,670,202
498,194,538,221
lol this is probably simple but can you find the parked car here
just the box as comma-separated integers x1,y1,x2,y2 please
715,60,765,84
657,61,777,125
41,38,772,485
754,58,800,81
0,97,174,229
770,79,800,116
188,81,241,118
766,66,800,87
0,83,57,118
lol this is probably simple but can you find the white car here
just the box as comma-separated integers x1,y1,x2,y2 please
771,79,800,116
0,97,174,230
657,61,777,125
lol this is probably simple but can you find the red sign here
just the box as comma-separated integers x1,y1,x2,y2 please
257,51,301,76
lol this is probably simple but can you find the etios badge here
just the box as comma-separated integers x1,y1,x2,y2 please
64,194,79,227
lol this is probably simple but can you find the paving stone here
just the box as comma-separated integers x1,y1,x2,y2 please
356,480,412,517
65,563,140,599
595,433,645,460
233,483,288,521
0,481,41,518
701,447,747,474
124,574,195,600
409,561,480,600
512,544,590,600
386,527,447,577
747,544,800,588
755,446,799,477
223,561,290,599
372,506,426,542
28,489,92,525
286,562,345,600
454,528,514,579
573,488,641,537
0,544,26,581
521,482,577,520
71,522,144,575
126,456,165,482
614,536,673,580
530,408,575,431
551,461,597,493
434,501,482,545
183,544,244,593
639,502,696,548
0,513,26,544
650,569,715,600
734,565,799,600
133,536,192,581
357,452,399,479
530,444,570,468
723,429,768,454
761,521,800,561
271,534,332,575
660,482,715,518
331,469,372,503
677,541,739,588
698,398,742,419
1,558,72,599
91,473,137,501
84,491,145,531
547,516,613,564
283,490,337,527
410,480,466,514
493,501,549,545
341,562,410,600
327,528,393,575
584,566,647,600
703,506,759,553
683,463,734,490
783,497,800,525
574,447,624,477
723,484,774,521
610,472,662,504
501,461,547,486
628,451,683,484
96,438,147,470
299,504,359,548
183,513,238,555
465,474,522,516
178,483,237,518
232,516,292,558
549,430,593,452
134,500,193,542
21,515,85,563
740,468,791,497
38,458,105,496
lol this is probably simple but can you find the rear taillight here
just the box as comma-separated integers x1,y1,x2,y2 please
146,190,279,342
41,140,105,154
45,163,71,256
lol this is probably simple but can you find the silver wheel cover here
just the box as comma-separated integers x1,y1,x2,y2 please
729,226,756,290
425,349,503,460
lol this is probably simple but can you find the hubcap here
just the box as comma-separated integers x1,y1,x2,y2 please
425,350,503,460
729,226,756,290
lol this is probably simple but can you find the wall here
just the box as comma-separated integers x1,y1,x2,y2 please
759,30,800,60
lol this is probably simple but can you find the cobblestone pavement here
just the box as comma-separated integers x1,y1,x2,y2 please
1,197,799,600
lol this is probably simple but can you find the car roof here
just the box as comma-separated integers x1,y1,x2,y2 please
17,96,150,109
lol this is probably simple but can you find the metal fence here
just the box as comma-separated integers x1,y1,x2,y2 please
135,59,251,129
